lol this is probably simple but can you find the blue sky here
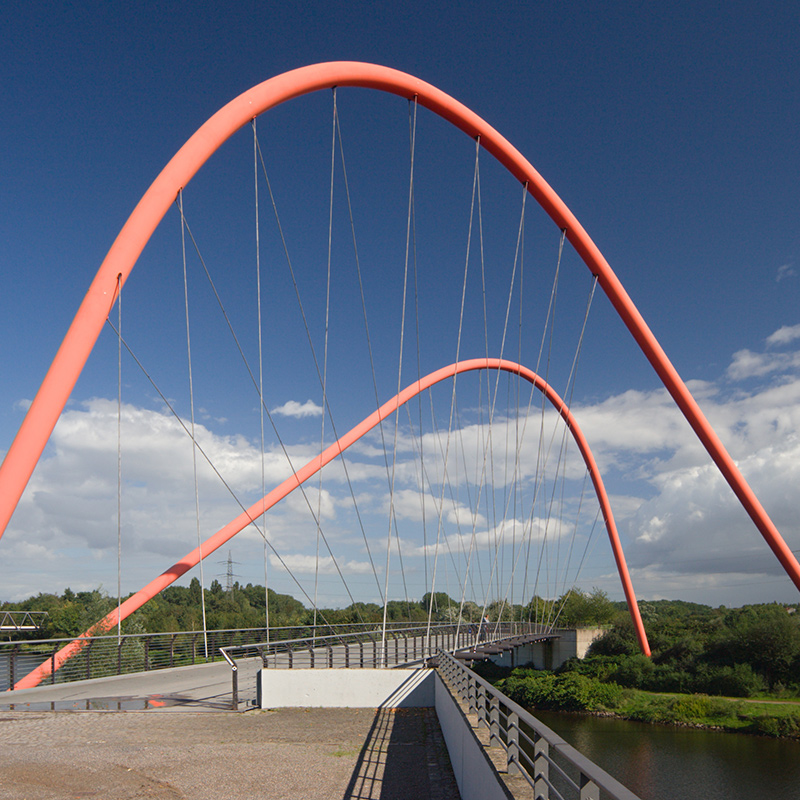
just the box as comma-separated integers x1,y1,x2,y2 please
1,1,799,610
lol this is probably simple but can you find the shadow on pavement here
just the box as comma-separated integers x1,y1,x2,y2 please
343,706,460,799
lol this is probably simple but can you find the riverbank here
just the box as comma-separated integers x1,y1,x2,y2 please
493,668,800,738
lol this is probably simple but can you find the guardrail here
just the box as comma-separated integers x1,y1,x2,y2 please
436,649,641,800
2,622,497,691
219,623,533,709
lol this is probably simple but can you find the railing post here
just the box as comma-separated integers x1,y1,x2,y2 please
230,664,239,711
9,644,19,689
345,642,350,668
507,711,520,775
372,638,377,668
191,632,198,664
288,646,293,669
51,649,57,685
144,638,150,671
169,633,176,668
117,637,124,675
580,773,600,800
309,642,315,668
468,674,477,714
534,734,550,800
326,644,333,668
359,640,364,668
85,639,93,680
489,695,500,747
476,683,487,728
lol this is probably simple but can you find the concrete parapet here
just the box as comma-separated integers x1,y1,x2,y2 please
259,667,435,708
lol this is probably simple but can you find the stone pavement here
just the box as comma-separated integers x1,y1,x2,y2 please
0,706,460,800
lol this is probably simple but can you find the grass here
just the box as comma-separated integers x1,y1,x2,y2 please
493,669,800,738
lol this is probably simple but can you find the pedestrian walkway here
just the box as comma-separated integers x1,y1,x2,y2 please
0,662,462,799
0,656,261,711
0,705,460,799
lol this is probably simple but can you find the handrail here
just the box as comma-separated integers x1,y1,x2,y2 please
219,622,491,709
436,649,642,800
218,623,533,709
2,622,471,692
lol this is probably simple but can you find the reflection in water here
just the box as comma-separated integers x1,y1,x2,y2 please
536,710,800,800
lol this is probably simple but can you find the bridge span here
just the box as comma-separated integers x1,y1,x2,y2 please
1,626,640,800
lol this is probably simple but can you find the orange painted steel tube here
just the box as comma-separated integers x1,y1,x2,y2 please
14,358,648,689
0,62,796,668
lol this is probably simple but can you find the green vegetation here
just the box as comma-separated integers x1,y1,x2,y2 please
473,598,800,739
1,584,494,640
585,599,800,696
489,667,800,738
1,584,618,641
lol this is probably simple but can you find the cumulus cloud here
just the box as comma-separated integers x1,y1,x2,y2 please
272,399,323,418
4,323,800,606
269,553,374,575
767,324,800,347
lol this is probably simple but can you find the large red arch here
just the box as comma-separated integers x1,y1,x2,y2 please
1,62,797,665
15,358,648,689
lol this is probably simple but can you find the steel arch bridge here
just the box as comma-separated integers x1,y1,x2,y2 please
2,63,798,687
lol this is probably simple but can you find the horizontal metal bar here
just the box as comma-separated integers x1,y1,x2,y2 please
436,650,642,800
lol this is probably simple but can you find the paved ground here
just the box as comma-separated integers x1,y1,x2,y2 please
0,662,461,799
0,707,460,800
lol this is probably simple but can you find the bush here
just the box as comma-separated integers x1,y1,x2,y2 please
610,654,655,688
697,663,766,698
748,713,800,738
500,669,622,713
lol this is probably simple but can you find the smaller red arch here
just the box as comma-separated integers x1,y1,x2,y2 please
14,358,648,690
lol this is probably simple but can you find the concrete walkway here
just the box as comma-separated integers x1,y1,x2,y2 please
0,707,460,799
0,664,461,799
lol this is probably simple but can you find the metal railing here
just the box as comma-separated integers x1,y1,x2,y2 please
219,623,532,709
436,649,641,800
2,622,493,692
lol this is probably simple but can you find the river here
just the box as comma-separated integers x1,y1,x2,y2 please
534,709,800,800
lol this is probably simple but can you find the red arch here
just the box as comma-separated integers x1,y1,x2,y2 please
15,358,648,689
0,62,797,658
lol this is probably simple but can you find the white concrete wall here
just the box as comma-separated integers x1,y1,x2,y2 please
433,673,510,800
259,668,434,708
550,627,604,667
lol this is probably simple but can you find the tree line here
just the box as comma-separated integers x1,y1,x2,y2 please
570,598,800,696
1,584,617,640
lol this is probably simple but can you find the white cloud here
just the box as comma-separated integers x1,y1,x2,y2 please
776,263,796,282
727,349,800,380
3,323,800,607
767,324,800,347
269,553,374,575
272,399,323,418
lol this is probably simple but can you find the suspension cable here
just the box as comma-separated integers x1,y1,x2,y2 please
116,274,122,642
179,190,209,659
104,318,345,635
252,118,270,643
